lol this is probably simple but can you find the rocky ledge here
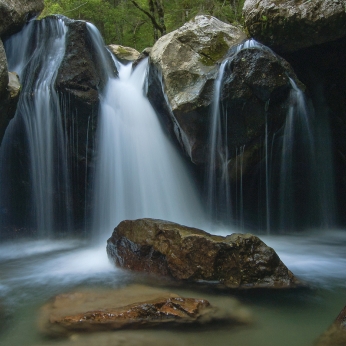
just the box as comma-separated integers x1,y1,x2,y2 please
107,218,302,289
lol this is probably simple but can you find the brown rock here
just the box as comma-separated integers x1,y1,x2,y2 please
243,0,346,53
107,218,302,289
0,0,44,38
315,305,346,346
39,285,249,336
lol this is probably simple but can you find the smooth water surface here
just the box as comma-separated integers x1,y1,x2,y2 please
0,230,346,346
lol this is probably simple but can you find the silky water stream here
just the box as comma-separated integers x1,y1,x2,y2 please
0,24,346,346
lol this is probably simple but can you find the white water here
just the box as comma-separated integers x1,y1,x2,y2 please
2,18,71,234
92,60,206,239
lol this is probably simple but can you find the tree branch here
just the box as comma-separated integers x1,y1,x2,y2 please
63,2,89,14
130,0,164,35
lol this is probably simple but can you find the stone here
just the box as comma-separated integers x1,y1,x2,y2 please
0,39,8,97
0,39,20,143
147,15,246,160
55,17,116,229
132,47,151,69
0,0,44,38
315,305,346,346
108,44,140,63
107,218,302,289
39,285,250,336
243,0,346,53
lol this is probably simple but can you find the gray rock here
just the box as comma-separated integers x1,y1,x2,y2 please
243,0,346,53
0,39,8,97
147,15,246,163
0,0,44,38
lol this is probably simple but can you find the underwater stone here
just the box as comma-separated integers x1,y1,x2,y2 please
107,218,302,289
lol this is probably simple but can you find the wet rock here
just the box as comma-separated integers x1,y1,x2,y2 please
0,0,44,38
108,44,140,63
243,0,346,53
315,305,346,346
107,218,301,289
0,39,20,143
147,15,246,161
0,39,7,96
132,47,151,69
55,17,116,230
39,285,249,336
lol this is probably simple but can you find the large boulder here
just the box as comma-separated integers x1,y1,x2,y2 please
243,0,346,53
147,15,246,161
0,0,44,38
147,16,301,166
107,218,302,289
315,305,346,346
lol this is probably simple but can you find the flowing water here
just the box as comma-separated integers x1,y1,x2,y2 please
0,22,344,346
1,231,346,346
1,18,71,235
92,59,206,240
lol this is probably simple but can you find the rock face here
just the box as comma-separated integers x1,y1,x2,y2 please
0,38,20,144
243,0,346,53
0,39,7,96
55,17,116,229
108,44,140,62
0,0,44,38
0,71,20,143
107,218,301,289
147,15,300,166
315,305,346,346
147,15,246,161
39,285,250,336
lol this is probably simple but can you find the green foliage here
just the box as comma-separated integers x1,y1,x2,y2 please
41,0,245,51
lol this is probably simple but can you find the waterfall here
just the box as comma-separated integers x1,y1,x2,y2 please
206,39,336,232
92,58,206,239
1,17,71,235
206,60,231,223
279,79,335,230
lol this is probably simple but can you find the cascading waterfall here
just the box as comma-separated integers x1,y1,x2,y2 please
92,58,206,239
278,79,335,230
207,39,336,232
206,60,231,223
1,18,71,235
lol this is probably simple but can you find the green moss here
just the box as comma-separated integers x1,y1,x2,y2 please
198,33,230,66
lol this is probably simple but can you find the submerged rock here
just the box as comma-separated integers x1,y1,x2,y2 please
107,218,301,289
39,285,250,336
0,0,44,38
108,44,140,63
315,305,346,346
243,0,346,53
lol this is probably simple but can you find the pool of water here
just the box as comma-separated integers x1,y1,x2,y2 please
0,230,345,346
